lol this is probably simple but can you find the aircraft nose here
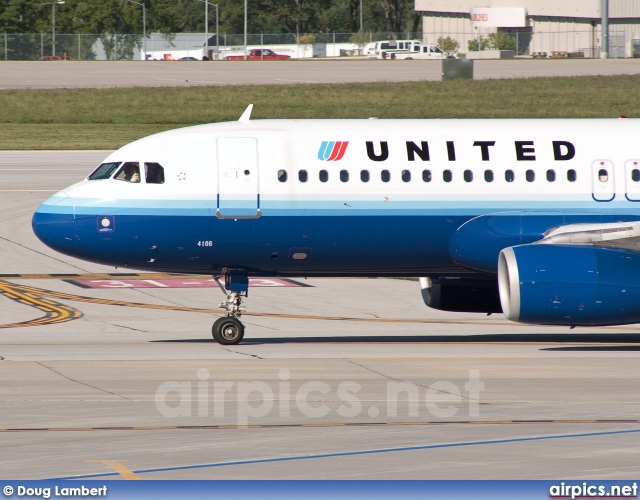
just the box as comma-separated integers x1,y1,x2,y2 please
32,191,76,254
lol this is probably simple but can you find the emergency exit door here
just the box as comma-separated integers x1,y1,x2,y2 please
591,160,615,202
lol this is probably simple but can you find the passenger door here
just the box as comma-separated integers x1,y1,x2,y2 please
217,137,260,218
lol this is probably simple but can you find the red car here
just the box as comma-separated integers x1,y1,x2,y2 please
39,55,74,61
225,49,290,61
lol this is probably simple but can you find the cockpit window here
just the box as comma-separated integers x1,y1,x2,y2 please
145,162,165,184
88,162,121,180
114,162,141,183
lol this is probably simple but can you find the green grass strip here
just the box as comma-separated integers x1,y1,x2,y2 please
1,76,639,150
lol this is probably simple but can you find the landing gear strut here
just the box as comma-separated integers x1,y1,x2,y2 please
212,274,248,345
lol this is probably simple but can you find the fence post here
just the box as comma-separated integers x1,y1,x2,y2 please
3,32,7,60
40,33,44,60
77,33,81,60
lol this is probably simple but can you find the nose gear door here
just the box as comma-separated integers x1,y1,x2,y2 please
217,137,260,218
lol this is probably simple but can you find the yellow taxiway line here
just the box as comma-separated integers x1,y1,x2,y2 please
1,419,639,433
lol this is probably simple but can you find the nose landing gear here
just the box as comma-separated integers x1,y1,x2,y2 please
212,274,248,345
212,314,244,345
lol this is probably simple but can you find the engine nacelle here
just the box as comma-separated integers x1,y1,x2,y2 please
498,244,640,326
419,277,502,313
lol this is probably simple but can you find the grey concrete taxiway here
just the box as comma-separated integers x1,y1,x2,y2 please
1,59,639,89
1,151,640,480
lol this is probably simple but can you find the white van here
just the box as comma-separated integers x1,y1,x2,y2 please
367,40,421,59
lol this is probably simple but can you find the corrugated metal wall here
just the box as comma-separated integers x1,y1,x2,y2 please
610,0,640,19
418,0,640,57
416,0,640,19
415,1,601,18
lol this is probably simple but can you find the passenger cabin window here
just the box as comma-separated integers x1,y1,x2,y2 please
484,170,494,182
115,162,141,183
546,169,556,182
88,162,121,180
632,169,640,182
298,170,308,182
505,170,514,183
319,170,328,182
361,170,370,182
402,170,411,182
526,169,535,182
464,170,473,182
567,169,577,182
278,169,288,182
340,170,349,182
599,169,609,182
443,170,452,183
145,162,165,184
422,170,432,182
381,170,390,182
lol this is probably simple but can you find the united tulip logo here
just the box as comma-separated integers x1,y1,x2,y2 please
318,141,348,161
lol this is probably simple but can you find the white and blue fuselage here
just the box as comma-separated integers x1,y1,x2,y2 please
32,116,640,332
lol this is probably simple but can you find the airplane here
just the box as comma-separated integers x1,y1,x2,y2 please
32,105,640,344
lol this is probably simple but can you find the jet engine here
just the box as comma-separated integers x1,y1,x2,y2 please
419,277,502,313
498,244,640,326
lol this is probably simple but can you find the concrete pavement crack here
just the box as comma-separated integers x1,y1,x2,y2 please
220,347,264,359
347,359,478,402
34,361,132,401
0,236,91,273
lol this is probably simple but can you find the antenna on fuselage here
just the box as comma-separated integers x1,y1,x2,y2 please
239,104,253,123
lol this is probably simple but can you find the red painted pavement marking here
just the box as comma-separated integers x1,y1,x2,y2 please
66,278,305,289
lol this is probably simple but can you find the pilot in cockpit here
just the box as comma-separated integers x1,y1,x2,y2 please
116,163,140,183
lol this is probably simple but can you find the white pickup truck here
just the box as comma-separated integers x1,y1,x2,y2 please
391,45,447,60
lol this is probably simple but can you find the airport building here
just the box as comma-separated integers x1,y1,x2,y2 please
415,0,640,58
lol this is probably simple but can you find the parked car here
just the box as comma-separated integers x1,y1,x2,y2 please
39,55,74,61
225,49,290,60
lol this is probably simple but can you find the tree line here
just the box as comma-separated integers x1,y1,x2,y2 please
1,0,421,38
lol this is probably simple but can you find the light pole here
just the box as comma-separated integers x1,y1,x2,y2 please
360,0,363,31
40,1,64,58
601,0,609,59
126,0,146,60
196,0,218,60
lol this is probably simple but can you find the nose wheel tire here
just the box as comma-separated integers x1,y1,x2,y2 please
212,317,245,345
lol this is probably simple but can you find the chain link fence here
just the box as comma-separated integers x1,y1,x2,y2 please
0,30,629,60
0,32,417,60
